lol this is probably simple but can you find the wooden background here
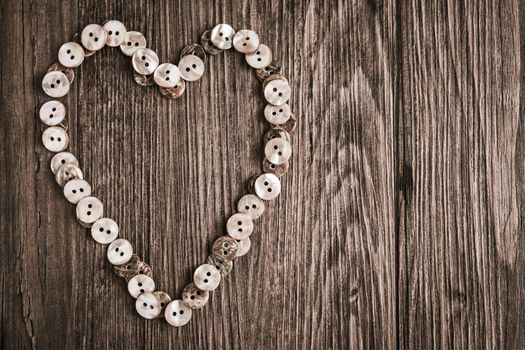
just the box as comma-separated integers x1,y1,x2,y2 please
1,0,524,349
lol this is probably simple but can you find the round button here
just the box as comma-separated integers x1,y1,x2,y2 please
128,274,155,298
226,213,254,240
206,254,233,277
264,103,291,125
254,173,281,200
50,152,78,174
42,71,70,98
212,236,239,262
132,48,159,75
256,59,282,81
210,23,235,50
39,101,66,126
91,218,119,244
136,292,161,319
58,42,85,68
235,237,251,257
81,24,107,51
265,137,292,165
200,29,223,55
182,282,209,309
233,29,259,53
263,157,289,177
153,291,171,317
47,62,75,84
63,179,91,204
107,238,133,265
76,196,103,226
113,254,152,280
159,79,186,99
245,44,272,69
42,126,69,152
165,300,192,327
179,55,205,81
103,20,127,47
153,63,181,88
120,31,147,56
55,163,83,187
264,78,291,105
237,194,265,220
193,264,221,291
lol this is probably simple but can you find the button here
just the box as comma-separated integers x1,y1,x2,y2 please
233,29,259,53
120,31,147,56
226,213,254,240
180,43,207,61
264,137,292,165
235,237,251,257
153,63,181,88
194,264,221,291
76,196,103,226
210,24,235,50
264,77,291,105
264,127,291,144
58,42,85,68
200,29,222,55
136,292,161,319
245,44,272,69
42,71,70,98
42,126,69,152
103,20,127,47
81,24,107,51
50,152,78,174
90,217,118,244
179,55,204,81
133,71,156,86
264,103,291,125
237,194,265,219
47,63,75,84
275,112,297,133
182,282,209,309
107,238,133,265
132,48,159,75
159,79,185,99
39,100,66,126
127,274,155,298
255,59,282,81
55,163,83,187
263,157,289,177
254,173,281,200
153,291,171,317
206,254,233,277
114,254,152,280
63,179,91,204
165,300,192,327
212,236,239,262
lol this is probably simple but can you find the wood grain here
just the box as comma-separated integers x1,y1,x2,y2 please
0,0,523,349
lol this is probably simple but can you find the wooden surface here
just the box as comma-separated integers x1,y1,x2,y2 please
1,0,524,349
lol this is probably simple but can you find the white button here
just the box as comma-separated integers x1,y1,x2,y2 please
210,24,235,50
264,103,291,125
128,274,155,298
39,101,66,126
245,44,272,69
55,163,83,187
237,194,265,219
103,20,127,47
226,213,254,240
179,55,204,81
233,29,260,53
193,264,221,291
264,78,291,105
264,137,292,165
91,218,118,244
63,179,91,204
50,152,78,174
255,173,281,200
76,196,103,225
132,48,159,75
120,31,146,56
42,71,70,98
165,300,192,327
107,238,133,265
136,292,161,319
58,42,85,68
153,63,181,88
236,237,251,257
42,126,69,152
81,24,107,51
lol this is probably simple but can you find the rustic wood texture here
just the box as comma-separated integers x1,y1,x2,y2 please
1,0,524,349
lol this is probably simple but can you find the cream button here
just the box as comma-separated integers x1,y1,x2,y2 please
58,42,85,68
233,29,259,53
264,103,291,125
179,55,204,81
50,152,78,174
165,300,192,327
254,173,281,200
153,63,181,88
136,292,161,319
63,179,91,204
182,282,209,309
263,157,289,177
237,194,265,220
90,218,118,244
132,48,159,75
245,44,272,69
120,31,146,56
212,236,239,262
235,237,251,257
128,274,155,298
226,213,254,240
39,100,66,126
210,24,235,50
55,163,83,187
76,196,103,226
107,238,133,265
193,264,221,291
265,137,292,165
81,24,107,51
42,71,70,98
264,78,291,105
206,254,233,277
42,126,69,152
113,254,152,280
103,20,127,47
47,62,75,84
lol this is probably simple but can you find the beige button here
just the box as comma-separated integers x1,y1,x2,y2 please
76,196,103,226
103,20,127,47
63,178,91,204
179,55,204,81
132,48,159,75
182,282,209,309
90,217,118,244
210,24,235,50
264,78,291,105
128,274,155,298
81,24,107,51
180,43,207,61
42,126,69,152
58,42,85,68
264,103,291,125
55,163,83,187
255,59,282,82
136,292,161,319
263,157,289,177
237,194,265,219
165,300,192,327
120,31,146,56
194,264,221,291
200,29,222,55
245,44,272,69
233,29,259,53
50,152,78,174
206,254,233,277
114,254,152,280
226,213,254,240
39,100,66,126
265,137,292,165
235,237,251,257
255,173,281,200
47,62,75,84
159,79,185,99
107,238,133,265
264,127,291,144
133,71,156,86
154,63,181,88
212,236,239,262
42,71,70,98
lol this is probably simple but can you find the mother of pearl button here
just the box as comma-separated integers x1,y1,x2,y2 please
245,44,272,69
226,213,254,240
153,63,181,88
206,254,233,277
264,137,292,165
264,103,292,125
107,238,133,265
50,152,78,174
58,42,85,68
76,196,103,226
237,194,265,219
179,55,205,81
42,71,70,98
254,173,281,200
114,254,153,280
90,217,119,244
63,178,91,204
81,24,107,51
233,29,260,54
42,126,69,152
121,31,147,56
132,48,159,75
128,274,155,298
210,23,235,50
212,236,239,262
136,292,161,319
182,282,209,309
193,264,221,291
55,163,83,187
39,100,66,126
264,78,291,105
235,237,251,257
165,300,192,327
103,20,127,47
